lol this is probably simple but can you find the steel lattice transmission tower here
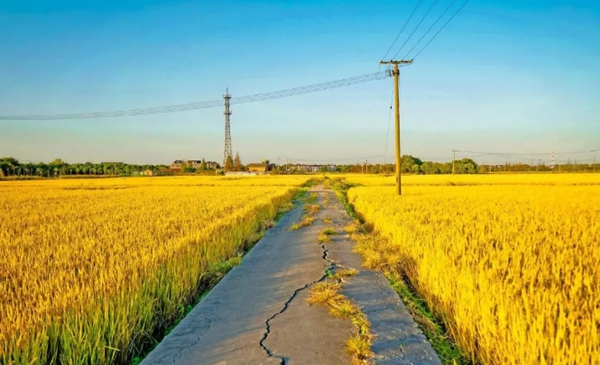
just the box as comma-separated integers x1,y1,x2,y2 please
223,88,233,167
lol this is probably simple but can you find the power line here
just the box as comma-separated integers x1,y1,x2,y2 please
402,0,459,59
381,0,424,61
391,0,440,60
412,0,470,59
383,90,394,164
0,72,389,121
231,72,387,104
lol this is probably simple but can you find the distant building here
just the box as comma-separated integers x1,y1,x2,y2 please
206,161,219,169
187,160,202,168
247,163,268,174
169,160,184,169
142,169,154,176
170,159,219,170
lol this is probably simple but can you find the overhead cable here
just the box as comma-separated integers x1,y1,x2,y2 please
402,0,459,59
383,90,394,163
380,0,424,61
0,72,388,121
412,0,470,59
391,0,440,59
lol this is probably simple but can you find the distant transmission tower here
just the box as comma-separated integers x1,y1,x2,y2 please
223,88,233,167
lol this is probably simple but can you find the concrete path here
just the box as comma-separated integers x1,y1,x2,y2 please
141,187,441,365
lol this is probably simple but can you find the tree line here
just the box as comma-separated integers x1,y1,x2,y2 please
288,155,598,174
300,156,479,174
1,155,597,179
0,157,167,178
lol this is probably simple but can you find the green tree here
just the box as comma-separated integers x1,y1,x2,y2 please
339,165,350,173
439,162,452,174
224,155,234,172
420,161,439,174
401,155,422,173
1,157,19,176
460,158,479,174
49,158,66,176
411,163,422,174
199,158,206,172
234,152,242,172
0,162,8,177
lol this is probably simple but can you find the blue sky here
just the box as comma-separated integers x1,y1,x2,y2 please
1,0,599,165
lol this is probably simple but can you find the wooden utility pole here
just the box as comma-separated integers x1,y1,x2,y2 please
380,59,413,195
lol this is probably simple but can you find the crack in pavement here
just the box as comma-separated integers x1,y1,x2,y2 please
259,192,339,365
258,272,329,364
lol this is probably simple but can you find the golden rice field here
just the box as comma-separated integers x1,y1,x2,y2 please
346,173,600,365
0,176,309,365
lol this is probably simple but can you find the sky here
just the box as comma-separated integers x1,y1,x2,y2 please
0,0,599,165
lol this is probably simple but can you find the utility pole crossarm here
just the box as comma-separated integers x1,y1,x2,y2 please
380,59,414,65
